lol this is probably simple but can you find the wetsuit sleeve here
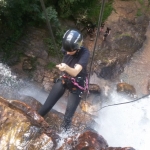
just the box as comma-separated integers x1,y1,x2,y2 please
78,47,90,68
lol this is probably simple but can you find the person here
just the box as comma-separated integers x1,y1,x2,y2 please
38,29,90,131
103,27,111,41
86,22,96,41
100,22,105,32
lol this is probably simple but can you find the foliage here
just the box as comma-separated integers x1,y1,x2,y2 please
102,0,114,22
41,6,60,28
0,0,114,63
136,8,142,16
57,0,98,19
0,0,42,62
56,0,113,24
137,0,144,5
0,0,41,30
69,0,113,31
44,27,67,58
117,33,132,39
47,62,56,70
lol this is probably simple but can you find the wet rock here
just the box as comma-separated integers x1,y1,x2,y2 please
22,58,33,70
72,112,99,131
79,101,100,117
0,96,136,150
0,96,59,149
99,61,123,80
33,66,45,83
6,54,20,66
22,27,49,60
89,84,101,93
115,35,142,53
19,95,42,111
58,130,108,150
75,130,108,149
45,109,64,132
33,67,60,91
37,58,47,66
117,82,136,98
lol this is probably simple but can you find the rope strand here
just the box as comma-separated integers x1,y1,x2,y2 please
86,0,106,100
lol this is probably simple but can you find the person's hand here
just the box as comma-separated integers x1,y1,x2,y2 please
56,63,68,71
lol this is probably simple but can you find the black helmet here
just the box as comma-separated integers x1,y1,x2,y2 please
62,29,83,52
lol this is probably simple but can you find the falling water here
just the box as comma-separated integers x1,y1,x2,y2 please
0,63,18,86
94,91,150,150
0,63,25,99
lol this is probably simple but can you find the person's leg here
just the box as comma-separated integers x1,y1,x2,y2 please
38,80,65,116
61,92,82,130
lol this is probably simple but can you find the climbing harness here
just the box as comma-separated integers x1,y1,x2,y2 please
71,77,89,91
60,75,89,92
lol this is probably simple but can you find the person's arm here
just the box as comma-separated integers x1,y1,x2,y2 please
56,63,82,77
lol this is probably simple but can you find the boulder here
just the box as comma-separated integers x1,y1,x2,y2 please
117,82,136,98
0,96,59,149
0,96,136,150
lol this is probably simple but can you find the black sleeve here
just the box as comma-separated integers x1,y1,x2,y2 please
78,47,90,68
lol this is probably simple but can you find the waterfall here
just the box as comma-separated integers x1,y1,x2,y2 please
94,91,150,150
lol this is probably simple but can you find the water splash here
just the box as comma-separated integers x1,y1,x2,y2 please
94,91,150,150
0,63,25,99
0,63,23,87
57,129,80,149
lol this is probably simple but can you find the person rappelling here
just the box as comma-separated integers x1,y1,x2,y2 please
38,29,90,131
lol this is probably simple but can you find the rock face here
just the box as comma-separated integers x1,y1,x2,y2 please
117,82,136,98
89,84,101,94
0,97,58,150
0,96,136,150
92,0,150,80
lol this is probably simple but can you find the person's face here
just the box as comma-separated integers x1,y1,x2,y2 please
67,50,77,55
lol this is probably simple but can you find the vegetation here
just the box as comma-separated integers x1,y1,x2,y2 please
47,62,56,70
0,0,42,62
0,0,114,64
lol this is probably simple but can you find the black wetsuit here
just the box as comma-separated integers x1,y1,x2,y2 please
38,46,90,127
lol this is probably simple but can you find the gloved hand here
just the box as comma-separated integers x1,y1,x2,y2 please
56,63,68,71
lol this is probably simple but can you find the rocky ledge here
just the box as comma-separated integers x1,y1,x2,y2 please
0,96,135,150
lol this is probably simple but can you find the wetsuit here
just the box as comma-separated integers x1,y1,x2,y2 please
38,46,90,128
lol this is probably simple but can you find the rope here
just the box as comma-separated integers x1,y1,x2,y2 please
91,93,150,112
39,0,61,63
86,0,106,99
77,0,106,132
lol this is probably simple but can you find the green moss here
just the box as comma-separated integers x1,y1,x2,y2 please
47,62,56,70
115,33,132,39
137,0,144,5
136,8,142,16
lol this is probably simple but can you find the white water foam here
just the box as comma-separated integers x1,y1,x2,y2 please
94,91,150,150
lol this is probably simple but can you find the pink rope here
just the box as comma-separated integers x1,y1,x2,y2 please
71,77,89,91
